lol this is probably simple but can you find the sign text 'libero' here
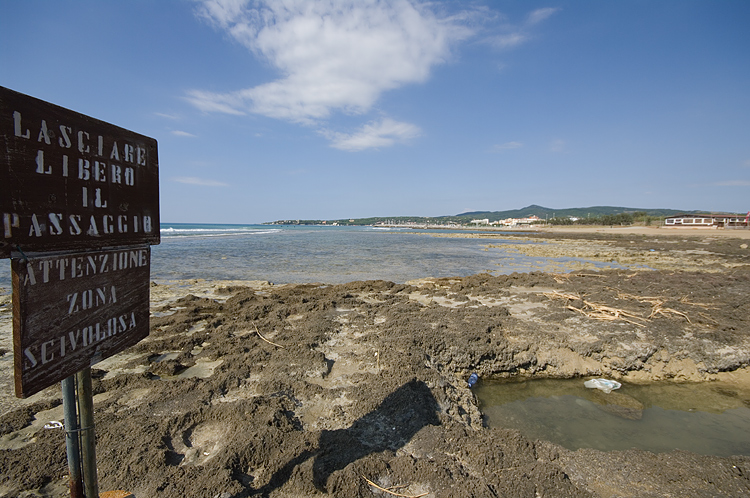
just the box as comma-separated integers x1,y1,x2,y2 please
13,246,151,398
1,86,159,258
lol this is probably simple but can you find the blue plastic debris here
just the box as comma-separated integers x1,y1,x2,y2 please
468,373,479,387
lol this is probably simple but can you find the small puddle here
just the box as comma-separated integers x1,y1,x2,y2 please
474,378,750,457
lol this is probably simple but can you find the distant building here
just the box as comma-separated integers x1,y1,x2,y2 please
490,215,542,227
664,213,749,228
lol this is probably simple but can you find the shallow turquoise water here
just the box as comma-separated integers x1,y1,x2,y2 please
148,224,623,283
475,378,750,457
0,223,624,294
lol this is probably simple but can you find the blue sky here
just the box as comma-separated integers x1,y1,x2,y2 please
2,0,749,223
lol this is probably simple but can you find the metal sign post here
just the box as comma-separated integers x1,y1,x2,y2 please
62,375,84,497
2,86,159,496
77,367,99,498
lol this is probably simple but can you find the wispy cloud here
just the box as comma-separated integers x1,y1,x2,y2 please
324,118,421,151
493,141,523,151
714,180,750,186
171,130,197,137
185,90,247,115
173,176,229,187
190,0,471,124
527,7,559,26
485,7,560,50
549,138,566,153
155,112,180,120
491,33,527,50
743,159,750,168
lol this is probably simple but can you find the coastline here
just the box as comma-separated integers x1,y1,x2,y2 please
1,231,749,497
541,224,750,239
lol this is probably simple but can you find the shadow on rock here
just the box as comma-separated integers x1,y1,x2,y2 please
256,378,441,495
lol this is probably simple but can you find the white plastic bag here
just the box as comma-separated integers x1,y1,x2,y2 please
584,378,621,394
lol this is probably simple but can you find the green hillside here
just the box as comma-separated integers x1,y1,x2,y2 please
266,205,737,226
454,205,699,222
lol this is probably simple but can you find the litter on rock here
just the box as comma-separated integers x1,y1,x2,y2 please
584,378,621,393
468,373,479,387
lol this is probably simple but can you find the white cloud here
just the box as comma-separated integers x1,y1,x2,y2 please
171,130,197,137
494,141,523,151
173,176,229,187
527,8,560,26
714,180,750,186
325,118,421,151
486,7,559,50
190,0,471,124
190,1,558,150
743,159,750,168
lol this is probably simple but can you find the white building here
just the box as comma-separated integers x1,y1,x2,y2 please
664,213,749,228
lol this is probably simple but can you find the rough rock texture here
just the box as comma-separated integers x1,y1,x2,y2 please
1,232,750,497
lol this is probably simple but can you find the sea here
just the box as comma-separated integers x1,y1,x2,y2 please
0,223,618,295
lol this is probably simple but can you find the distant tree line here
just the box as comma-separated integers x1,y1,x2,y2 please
268,210,672,227
547,211,659,226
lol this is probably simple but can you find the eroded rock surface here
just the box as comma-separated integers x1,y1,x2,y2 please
1,238,749,497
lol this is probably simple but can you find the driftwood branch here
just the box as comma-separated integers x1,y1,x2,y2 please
542,288,717,326
252,322,285,348
361,475,428,498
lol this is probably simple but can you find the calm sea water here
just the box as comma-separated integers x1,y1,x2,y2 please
475,378,750,457
0,223,618,294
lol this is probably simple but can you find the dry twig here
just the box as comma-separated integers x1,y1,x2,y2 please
551,273,606,283
543,291,647,326
252,321,285,348
543,290,582,301
698,311,719,324
616,292,714,323
677,296,717,309
649,306,691,323
567,303,647,327
361,475,428,498
542,287,719,326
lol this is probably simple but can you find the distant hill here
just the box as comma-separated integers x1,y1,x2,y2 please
454,205,701,222
266,205,734,226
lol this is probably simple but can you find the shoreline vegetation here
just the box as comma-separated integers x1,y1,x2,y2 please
264,204,749,229
1,228,749,496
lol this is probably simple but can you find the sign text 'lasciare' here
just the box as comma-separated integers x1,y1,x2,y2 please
0,86,160,257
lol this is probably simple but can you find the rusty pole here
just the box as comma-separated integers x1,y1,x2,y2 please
62,375,84,498
77,367,99,498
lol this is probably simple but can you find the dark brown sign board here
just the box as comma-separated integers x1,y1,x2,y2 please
12,246,151,398
1,86,160,258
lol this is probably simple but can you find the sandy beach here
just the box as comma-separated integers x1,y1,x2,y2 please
544,225,750,239
1,228,749,497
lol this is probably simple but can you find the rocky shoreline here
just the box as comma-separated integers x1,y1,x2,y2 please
1,230,749,497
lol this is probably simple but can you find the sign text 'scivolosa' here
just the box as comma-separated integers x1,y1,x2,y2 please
12,246,151,398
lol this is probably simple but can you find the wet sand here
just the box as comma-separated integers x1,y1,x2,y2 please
1,229,749,497
544,225,750,239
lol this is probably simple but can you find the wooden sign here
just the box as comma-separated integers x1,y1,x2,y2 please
12,246,151,398
0,86,160,258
